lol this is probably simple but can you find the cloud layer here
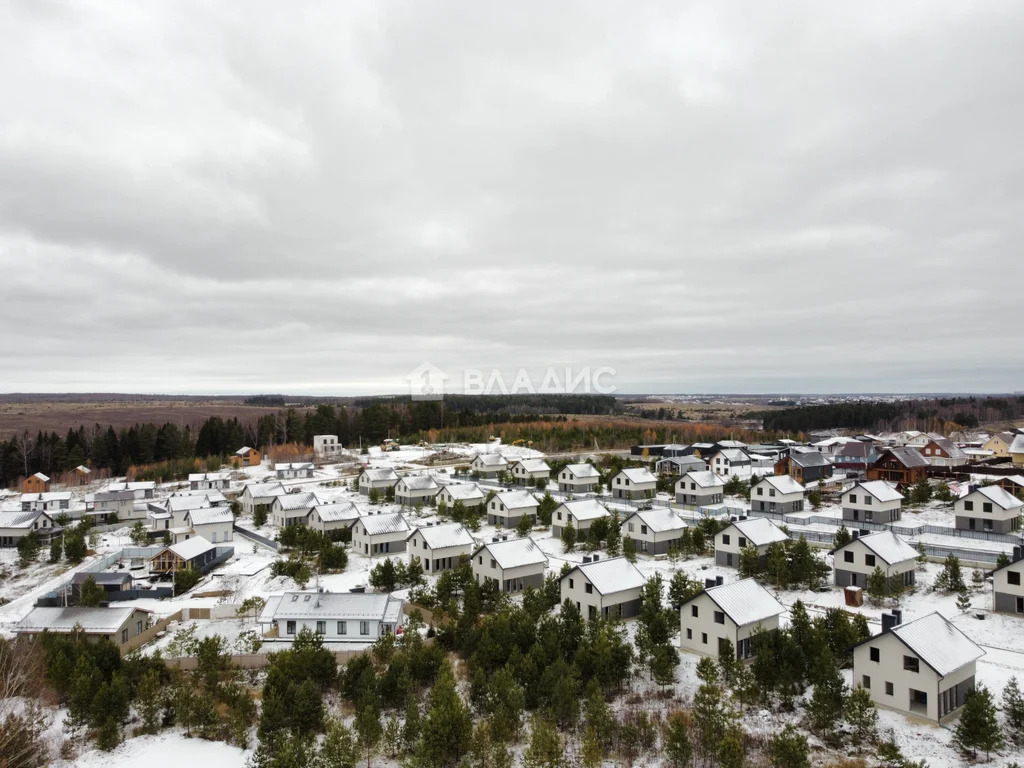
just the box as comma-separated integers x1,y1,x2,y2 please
1,0,1022,394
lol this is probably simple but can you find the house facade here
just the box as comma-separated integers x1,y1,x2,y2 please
407,522,475,573
842,480,904,524
983,432,1015,459
394,475,439,507
351,513,410,556
655,456,706,476
774,451,834,484
234,447,262,467
714,518,788,568
471,453,509,478
308,503,360,535
436,483,485,510
675,471,725,507
609,468,657,500
556,463,600,494
16,606,152,648
867,448,929,488
551,498,610,538
270,492,322,528
560,557,646,621
833,531,917,590
471,537,548,592
238,481,287,517
511,459,551,485
275,462,315,480
992,556,1024,614
261,592,404,642
709,449,751,478
917,438,967,468
313,434,342,459
620,508,687,555
0,510,59,548
954,486,1023,534
188,472,231,491
750,476,806,514
21,473,50,494
486,491,538,528
358,468,400,495
679,579,784,660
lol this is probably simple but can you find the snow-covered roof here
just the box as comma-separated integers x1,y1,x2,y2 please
889,612,984,676
1002,475,1024,488
474,453,508,468
615,467,657,484
267,592,404,623
274,492,322,512
361,468,400,482
757,476,806,495
75,465,91,474
358,513,410,536
1008,434,1024,455
106,481,155,492
726,518,788,546
166,494,225,513
20,492,73,502
276,462,314,471
186,507,235,526
965,485,1024,510
844,531,918,565
569,557,646,595
235,446,256,456
878,447,929,468
398,475,439,491
788,451,831,468
624,507,687,533
440,483,484,501
31,472,50,482
242,481,287,499
715,449,750,463
0,510,50,529
495,490,538,510
717,440,747,449
313,502,360,523
17,605,148,634
188,472,231,482
852,480,904,503
413,522,475,550
703,579,785,627
515,459,551,473
562,463,600,479
164,536,216,562
475,537,548,569
681,471,725,489
558,498,610,522
927,438,967,460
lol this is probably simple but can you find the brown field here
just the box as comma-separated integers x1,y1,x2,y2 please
0,399,288,438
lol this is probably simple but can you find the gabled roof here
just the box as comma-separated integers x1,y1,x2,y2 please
357,513,410,536
31,472,50,482
788,451,832,468
75,465,92,474
267,592,404,623
0,510,52,529
838,530,917,565
615,467,657,484
495,490,538,510
273,491,323,512
964,485,1024,511
276,462,314,471
837,441,872,459
565,557,645,595
757,476,806,495
622,507,687,533
235,446,257,456
698,579,785,627
186,507,234,526
313,502,360,523
412,522,475,550
440,483,484,501
680,471,725,489
557,498,610,522
514,459,551,473
725,518,788,547
162,536,216,562
473,536,547,569
562,463,600,479
17,605,149,634
241,481,287,498
361,468,400,482
877,447,929,468
398,475,439,491
925,438,967,460
850,480,904,503
473,453,508,468
1010,434,1024,455
715,449,750,463
888,613,984,676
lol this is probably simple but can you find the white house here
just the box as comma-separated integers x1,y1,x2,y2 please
182,506,235,544
486,491,538,528
471,536,548,592
708,449,752,478
104,481,156,499
560,556,646,621
551,498,610,538
352,513,411,556
842,480,904,524
275,462,315,480
954,486,1023,534
714,518,788,568
358,468,400,496
992,554,1024,614
270,492,323,528
609,468,657,500
188,472,231,491
749,475,806,514
394,475,440,507
1010,434,1024,467
436,483,485,510
679,579,785,660
675,471,725,507
0,510,59,548
308,502,360,535
259,592,404,642
17,605,152,648
471,453,509,479
407,522,475,573
556,463,601,494
314,435,342,459
852,612,983,722
511,459,551,485
833,531,918,590
620,507,687,555
20,492,72,513
238,481,287,517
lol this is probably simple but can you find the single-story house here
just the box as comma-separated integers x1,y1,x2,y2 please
234,446,262,467
471,453,509,478
0,510,59,548
20,492,72,513
104,481,156,499
852,612,983,722
655,456,706,476
259,592,404,641
16,605,152,648
486,491,538,528
308,502,360,535
620,507,687,555
551,498,610,538
275,462,315,480
238,481,287,517
609,468,657,500
351,513,411,556
560,556,646,621
188,472,231,491
843,480,904,524
358,468,400,495
954,486,1023,534
407,522,475,573
679,579,785,660
511,459,551,485
394,475,440,507
675,471,725,507
436,482,485,510
715,518,789,568
833,531,917,590
471,536,548,592
556,463,601,494
72,465,92,485
750,475,806,514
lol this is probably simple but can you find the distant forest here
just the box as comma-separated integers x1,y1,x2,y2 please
755,395,1024,434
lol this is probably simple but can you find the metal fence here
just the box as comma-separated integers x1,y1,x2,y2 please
233,524,279,551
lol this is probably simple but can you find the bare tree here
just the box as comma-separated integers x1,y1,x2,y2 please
0,636,49,767
11,432,34,479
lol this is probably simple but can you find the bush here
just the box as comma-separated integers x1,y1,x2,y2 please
174,567,202,595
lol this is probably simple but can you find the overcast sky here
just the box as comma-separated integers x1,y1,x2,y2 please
2,1,1022,396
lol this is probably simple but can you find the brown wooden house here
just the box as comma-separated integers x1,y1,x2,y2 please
996,475,1024,500
72,465,92,486
233,446,262,468
21,472,50,493
774,452,834,484
150,536,219,574
866,447,929,488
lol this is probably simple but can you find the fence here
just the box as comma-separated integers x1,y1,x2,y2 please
233,524,279,551
163,647,371,670
121,609,183,654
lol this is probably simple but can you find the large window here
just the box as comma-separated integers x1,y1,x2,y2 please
870,647,880,662
286,621,296,635
360,621,370,636
713,611,725,625
338,621,347,635
903,656,919,673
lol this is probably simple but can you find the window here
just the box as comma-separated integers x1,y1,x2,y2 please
316,621,326,634
286,621,296,635
137,621,143,635
701,632,708,645
885,681,894,696
121,628,128,644
865,554,876,567
864,496,872,506
641,525,648,535
686,628,692,640
738,537,747,548
585,583,593,594
964,500,974,511
756,488,763,496
769,488,776,498
849,494,857,504
569,578,574,589
1010,572,1021,586
360,621,369,636
628,522,634,532
722,534,730,545
844,551,854,563
870,647,880,662
338,621,347,635
903,656,919,673
983,502,993,513
691,605,699,617
862,675,871,689
714,611,725,625
491,559,497,569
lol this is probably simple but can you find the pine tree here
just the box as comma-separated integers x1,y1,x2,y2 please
623,535,637,562
383,714,401,758
807,651,846,736
866,566,889,604
954,685,1004,759
935,554,966,592
718,729,745,768
78,575,106,607
354,704,381,768
416,664,472,768
662,711,693,768
693,658,731,761
136,668,163,734
523,715,566,768
767,725,810,768
844,686,877,751
580,726,603,768
402,695,421,753
561,521,577,553
833,524,852,549
605,511,621,555
766,541,789,588
668,570,700,610
317,719,357,768
738,545,762,579
1003,676,1024,746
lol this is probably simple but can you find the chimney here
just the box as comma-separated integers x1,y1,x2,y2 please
851,530,860,539
859,529,869,538
583,555,592,564
715,576,724,586
704,578,717,588
1014,545,1023,563
891,608,903,626
592,554,599,561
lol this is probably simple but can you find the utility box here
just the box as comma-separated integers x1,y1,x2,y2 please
844,586,863,607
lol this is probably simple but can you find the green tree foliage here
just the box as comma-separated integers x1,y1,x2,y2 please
77,575,105,607
561,521,577,553
866,566,889,604
415,663,473,768
623,535,636,562
934,553,966,592
667,570,702,610
523,715,566,768
354,704,382,768
1004,676,1024,747
833,524,852,550
767,725,810,768
806,650,846,737
953,685,1004,759
16,532,40,568
173,567,202,595
662,711,693,768
844,685,877,751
